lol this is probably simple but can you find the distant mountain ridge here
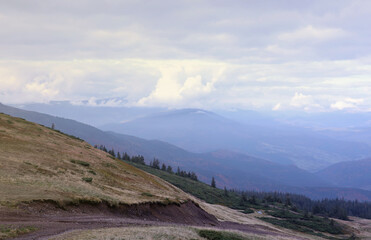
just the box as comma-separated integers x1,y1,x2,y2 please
101,108,371,171
1,102,371,201
316,158,371,191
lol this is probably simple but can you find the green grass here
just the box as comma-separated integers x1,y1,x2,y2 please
266,209,344,235
0,225,37,240
198,229,249,240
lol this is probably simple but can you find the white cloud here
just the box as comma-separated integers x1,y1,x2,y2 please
290,92,323,111
331,98,364,110
1,58,371,112
137,60,225,107
272,103,281,111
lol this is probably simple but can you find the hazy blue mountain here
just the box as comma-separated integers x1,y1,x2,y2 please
2,102,371,200
316,127,371,146
16,102,371,170
270,111,371,129
316,158,371,191
101,108,371,171
13,100,164,127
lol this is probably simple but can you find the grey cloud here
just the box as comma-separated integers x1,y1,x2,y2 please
0,0,370,111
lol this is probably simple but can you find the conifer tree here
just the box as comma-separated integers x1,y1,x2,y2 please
211,176,216,188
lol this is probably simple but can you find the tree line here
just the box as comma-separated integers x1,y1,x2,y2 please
228,189,371,220
94,145,198,181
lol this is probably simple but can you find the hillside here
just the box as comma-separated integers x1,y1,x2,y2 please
0,112,188,206
316,158,371,191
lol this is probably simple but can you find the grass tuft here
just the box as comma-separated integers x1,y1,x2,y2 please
141,192,154,197
82,177,93,183
70,159,90,167
0,225,37,240
198,229,247,240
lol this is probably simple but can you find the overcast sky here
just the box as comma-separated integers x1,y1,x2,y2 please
0,0,370,111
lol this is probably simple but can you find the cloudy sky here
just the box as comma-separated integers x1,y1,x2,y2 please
0,0,371,111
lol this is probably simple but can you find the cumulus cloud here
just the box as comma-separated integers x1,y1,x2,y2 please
331,98,364,110
137,60,225,107
290,93,322,111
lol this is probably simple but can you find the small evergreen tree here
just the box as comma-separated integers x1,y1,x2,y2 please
211,177,216,188
166,165,173,173
151,158,160,169
224,186,229,196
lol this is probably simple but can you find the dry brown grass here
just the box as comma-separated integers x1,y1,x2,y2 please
336,217,371,239
48,225,320,240
0,113,189,206
48,225,300,240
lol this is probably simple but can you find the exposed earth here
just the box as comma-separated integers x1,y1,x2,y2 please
0,201,304,240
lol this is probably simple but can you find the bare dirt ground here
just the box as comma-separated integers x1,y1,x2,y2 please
0,201,307,240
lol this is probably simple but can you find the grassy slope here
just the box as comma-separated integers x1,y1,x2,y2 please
0,113,188,206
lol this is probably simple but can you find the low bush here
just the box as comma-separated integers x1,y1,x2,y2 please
70,159,90,167
82,177,93,183
198,229,246,240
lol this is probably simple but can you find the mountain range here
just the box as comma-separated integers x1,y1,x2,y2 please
2,102,371,200
101,108,371,171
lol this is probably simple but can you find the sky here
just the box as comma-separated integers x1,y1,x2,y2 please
0,0,371,111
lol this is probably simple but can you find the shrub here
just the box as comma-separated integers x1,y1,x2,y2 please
198,230,246,240
70,159,90,167
82,177,93,183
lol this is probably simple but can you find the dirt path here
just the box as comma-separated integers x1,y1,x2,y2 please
0,201,306,240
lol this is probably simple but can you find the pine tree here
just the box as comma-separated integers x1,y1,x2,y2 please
211,177,216,188
161,163,166,171
166,165,173,173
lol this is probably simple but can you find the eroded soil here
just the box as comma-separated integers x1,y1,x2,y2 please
0,201,306,240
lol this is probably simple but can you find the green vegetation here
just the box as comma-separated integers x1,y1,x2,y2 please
82,177,93,183
0,225,37,240
262,209,344,236
70,159,90,167
259,217,346,240
141,192,154,197
198,229,247,240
